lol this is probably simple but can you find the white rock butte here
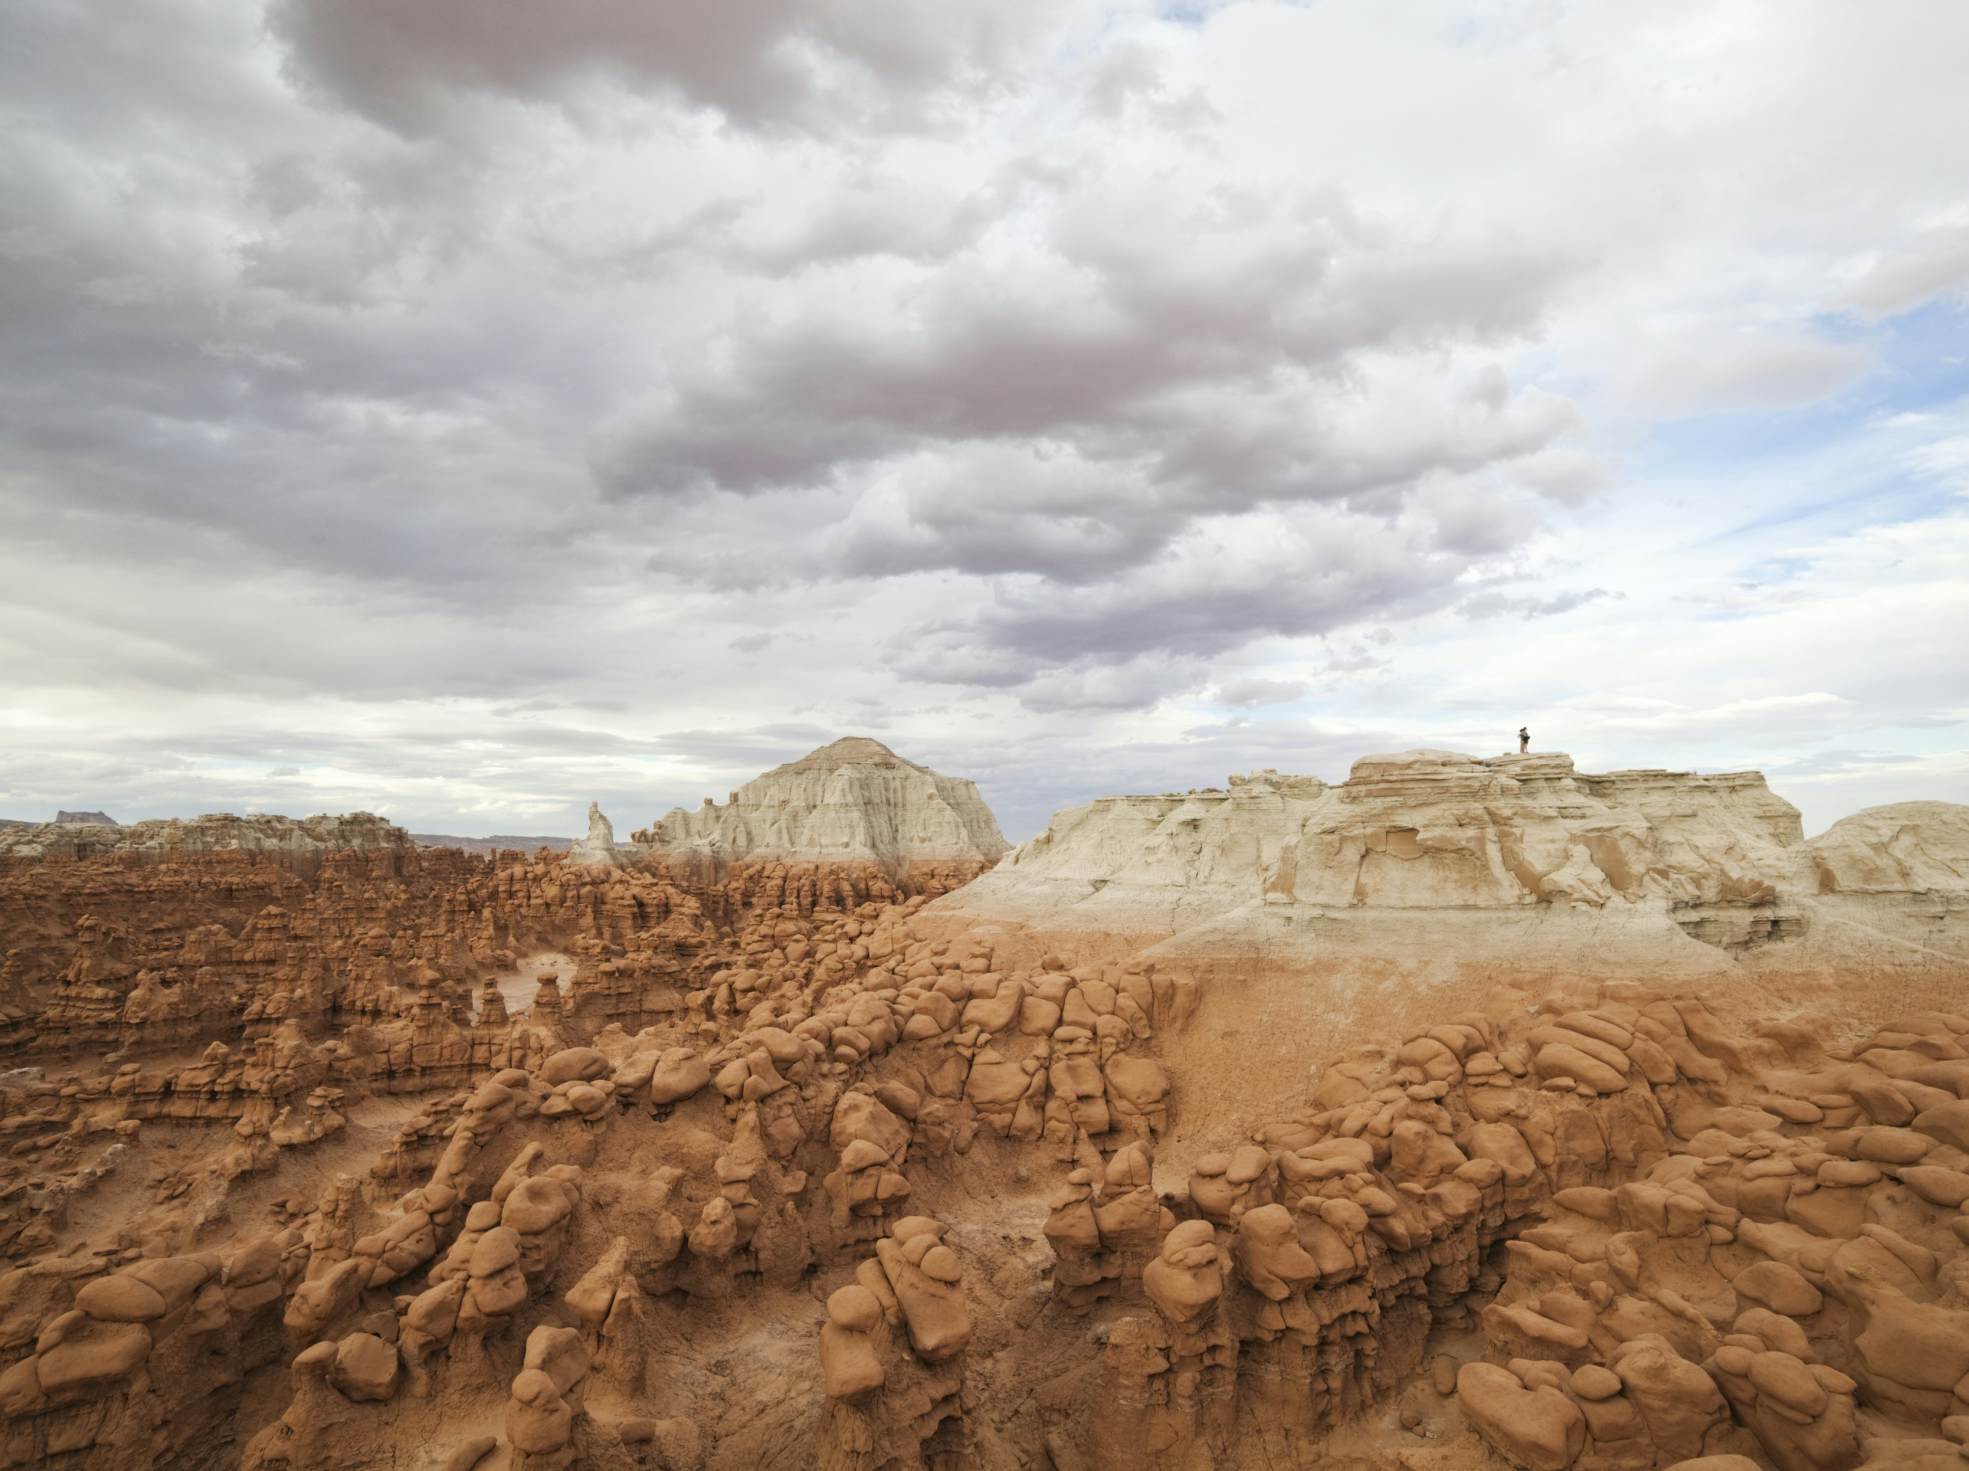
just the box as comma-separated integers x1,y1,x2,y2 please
635,737,1009,869
935,748,1969,976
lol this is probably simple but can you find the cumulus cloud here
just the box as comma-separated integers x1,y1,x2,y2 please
1837,225,1969,319
1214,678,1312,709
1620,331,1874,417
2,1,1966,838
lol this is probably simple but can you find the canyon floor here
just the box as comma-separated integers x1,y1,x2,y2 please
0,744,1965,1471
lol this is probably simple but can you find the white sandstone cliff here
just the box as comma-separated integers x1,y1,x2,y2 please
634,737,1009,870
933,748,1969,979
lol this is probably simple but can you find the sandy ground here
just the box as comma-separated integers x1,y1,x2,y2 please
469,950,572,1020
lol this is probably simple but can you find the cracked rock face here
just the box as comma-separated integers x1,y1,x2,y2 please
0,745,1963,1471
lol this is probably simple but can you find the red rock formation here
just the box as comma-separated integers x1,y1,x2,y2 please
0,774,1961,1471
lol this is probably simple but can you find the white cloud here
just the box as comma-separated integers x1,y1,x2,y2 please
0,1,1965,839
1837,224,1969,319
1620,332,1873,417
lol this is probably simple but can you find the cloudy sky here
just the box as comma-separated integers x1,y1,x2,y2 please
3,1,1966,841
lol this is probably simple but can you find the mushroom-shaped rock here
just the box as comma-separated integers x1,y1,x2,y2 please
541,1046,610,1085
74,1274,168,1323
1143,1220,1224,1325
879,1220,971,1364
505,1367,574,1456
524,1324,590,1395
1233,1204,1319,1301
503,1176,575,1236
35,1319,152,1401
820,1284,887,1398
1733,1260,1823,1316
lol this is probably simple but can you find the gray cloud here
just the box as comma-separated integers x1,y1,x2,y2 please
268,0,1076,135
3,1,1966,842
1457,587,1623,620
1214,678,1312,709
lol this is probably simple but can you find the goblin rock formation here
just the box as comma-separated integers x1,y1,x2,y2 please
634,737,1010,874
0,745,1963,1470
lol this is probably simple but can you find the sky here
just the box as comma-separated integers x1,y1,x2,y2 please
2,0,1966,843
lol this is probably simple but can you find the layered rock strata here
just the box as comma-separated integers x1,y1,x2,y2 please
937,750,1969,1006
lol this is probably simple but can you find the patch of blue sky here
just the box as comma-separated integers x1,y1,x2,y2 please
1640,301,1967,464
1627,303,1969,558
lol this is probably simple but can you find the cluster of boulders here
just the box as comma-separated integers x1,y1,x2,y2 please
818,1215,974,1470
1454,1005,1969,1471
1013,989,1969,1469
0,1232,301,1467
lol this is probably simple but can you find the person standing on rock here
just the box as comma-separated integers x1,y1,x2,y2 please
1518,726,1530,753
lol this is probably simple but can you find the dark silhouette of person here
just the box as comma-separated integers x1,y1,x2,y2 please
1518,726,1530,753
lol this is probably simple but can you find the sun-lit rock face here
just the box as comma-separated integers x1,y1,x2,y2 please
634,737,1009,871
1281,750,1804,910
936,767,1331,933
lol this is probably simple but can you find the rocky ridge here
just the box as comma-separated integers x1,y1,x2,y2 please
0,812,411,863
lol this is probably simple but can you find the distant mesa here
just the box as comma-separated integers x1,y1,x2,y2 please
627,736,1009,872
0,810,409,861
54,810,117,826
412,832,573,855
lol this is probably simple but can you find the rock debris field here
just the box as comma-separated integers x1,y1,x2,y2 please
0,739,1965,1470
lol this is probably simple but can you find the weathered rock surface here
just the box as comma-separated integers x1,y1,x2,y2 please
940,749,1968,977
634,737,1009,872
563,802,622,869
0,811,411,862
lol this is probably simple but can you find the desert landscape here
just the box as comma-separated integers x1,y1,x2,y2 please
0,737,1962,1470
7,4,1969,1469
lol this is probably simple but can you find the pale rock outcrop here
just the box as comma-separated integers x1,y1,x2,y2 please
937,749,1969,985
635,738,1008,871
1805,801,1969,895
562,803,622,869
